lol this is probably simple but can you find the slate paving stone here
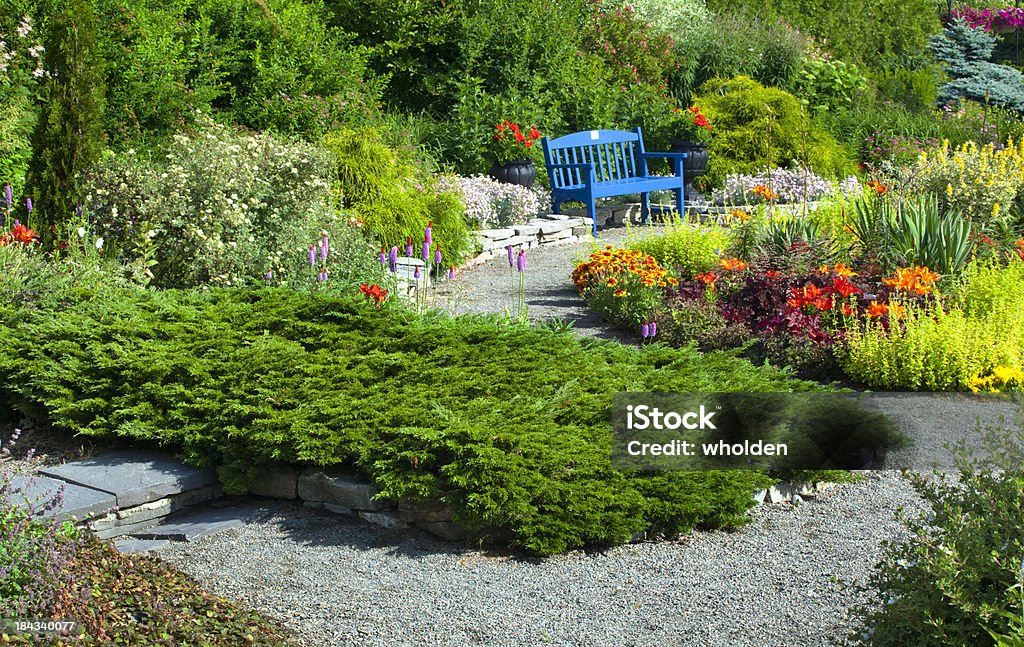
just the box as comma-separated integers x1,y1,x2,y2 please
38,450,218,509
129,503,281,542
114,538,170,554
7,473,116,521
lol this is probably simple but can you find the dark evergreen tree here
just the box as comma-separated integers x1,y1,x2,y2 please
25,0,106,246
930,19,1024,112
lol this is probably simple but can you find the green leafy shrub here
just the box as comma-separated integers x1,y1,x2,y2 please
0,287,820,555
706,0,940,71
0,14,44,198
80,117,377,288
323,127,471,263
870,64,939,114
852,416,1024,646
792,54,868,116
580,1,675,88
185,0,381,137
840,259,1024,390
630,217,731,278
693,76,856,190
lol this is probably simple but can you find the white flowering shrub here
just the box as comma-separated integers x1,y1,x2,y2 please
80,115,376,288
711,167,849,205
434,174,550,229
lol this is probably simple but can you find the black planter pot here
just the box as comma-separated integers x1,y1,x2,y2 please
668,139,709,197
489,159,536,189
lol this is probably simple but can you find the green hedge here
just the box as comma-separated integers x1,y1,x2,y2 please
0,288,821,555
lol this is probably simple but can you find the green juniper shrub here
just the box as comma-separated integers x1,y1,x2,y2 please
323,127,471,263
0,287,823,556
693,76,856,191
851,410,1024,646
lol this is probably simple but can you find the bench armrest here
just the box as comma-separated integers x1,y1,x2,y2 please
546,162,594,169
642,152,689,159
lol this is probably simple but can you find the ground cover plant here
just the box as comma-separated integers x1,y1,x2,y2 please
851,410,1024,646
0,284,830,556
0,431,290,645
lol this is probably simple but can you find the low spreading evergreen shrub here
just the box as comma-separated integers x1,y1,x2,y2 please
0,287,819,555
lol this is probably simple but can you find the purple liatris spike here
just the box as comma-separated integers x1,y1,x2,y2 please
422,240,430,262
378,246,387,266
424,220,433,245
649,321,657,338
264,270,273,281
641,322,650,338
389,246,399,272
448,265,455,280
309,244,317,266
434,245,442,265
4,183,11,210
26,197,32,214
318,270,328,282
516,249,526,273
320,233,329,261
414,265,421,279
507,245,515,268
406,236,413,257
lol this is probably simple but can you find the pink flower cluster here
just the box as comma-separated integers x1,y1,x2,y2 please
952,5,1024,32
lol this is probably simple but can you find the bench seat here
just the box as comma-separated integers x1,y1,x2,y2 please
541,127,687,237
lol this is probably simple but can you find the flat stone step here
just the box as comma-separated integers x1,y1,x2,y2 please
129,503,279,542
114,538,170,554
7,473,116,521
38,450,218,509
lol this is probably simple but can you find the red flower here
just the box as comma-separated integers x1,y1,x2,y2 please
0,222,38,246
359,283,389,307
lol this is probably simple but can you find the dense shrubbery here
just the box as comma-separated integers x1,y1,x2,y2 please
79,117,379,288
693,76,856,190
852,417,1024,645
323,127,471,264
0,286,822,555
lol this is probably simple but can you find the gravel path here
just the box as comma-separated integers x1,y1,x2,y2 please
437,226,648,341
151,230,943,646
156,473,922,647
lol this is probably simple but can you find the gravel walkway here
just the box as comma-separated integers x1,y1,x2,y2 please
437,226,648,341
151,227,941,646
156,473,922,647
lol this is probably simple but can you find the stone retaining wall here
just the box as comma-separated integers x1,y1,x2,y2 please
464,214,595,268
248,465,835,544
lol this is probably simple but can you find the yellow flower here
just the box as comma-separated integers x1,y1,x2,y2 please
993,202,1000,218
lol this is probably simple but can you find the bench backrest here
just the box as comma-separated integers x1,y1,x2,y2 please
542,127,649,190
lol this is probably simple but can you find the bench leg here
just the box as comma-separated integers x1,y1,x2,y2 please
640,192,651,226
587,197,598,239
674,186,683,219
551,199,560,215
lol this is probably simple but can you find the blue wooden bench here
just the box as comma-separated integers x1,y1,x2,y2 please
541,127,688,237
